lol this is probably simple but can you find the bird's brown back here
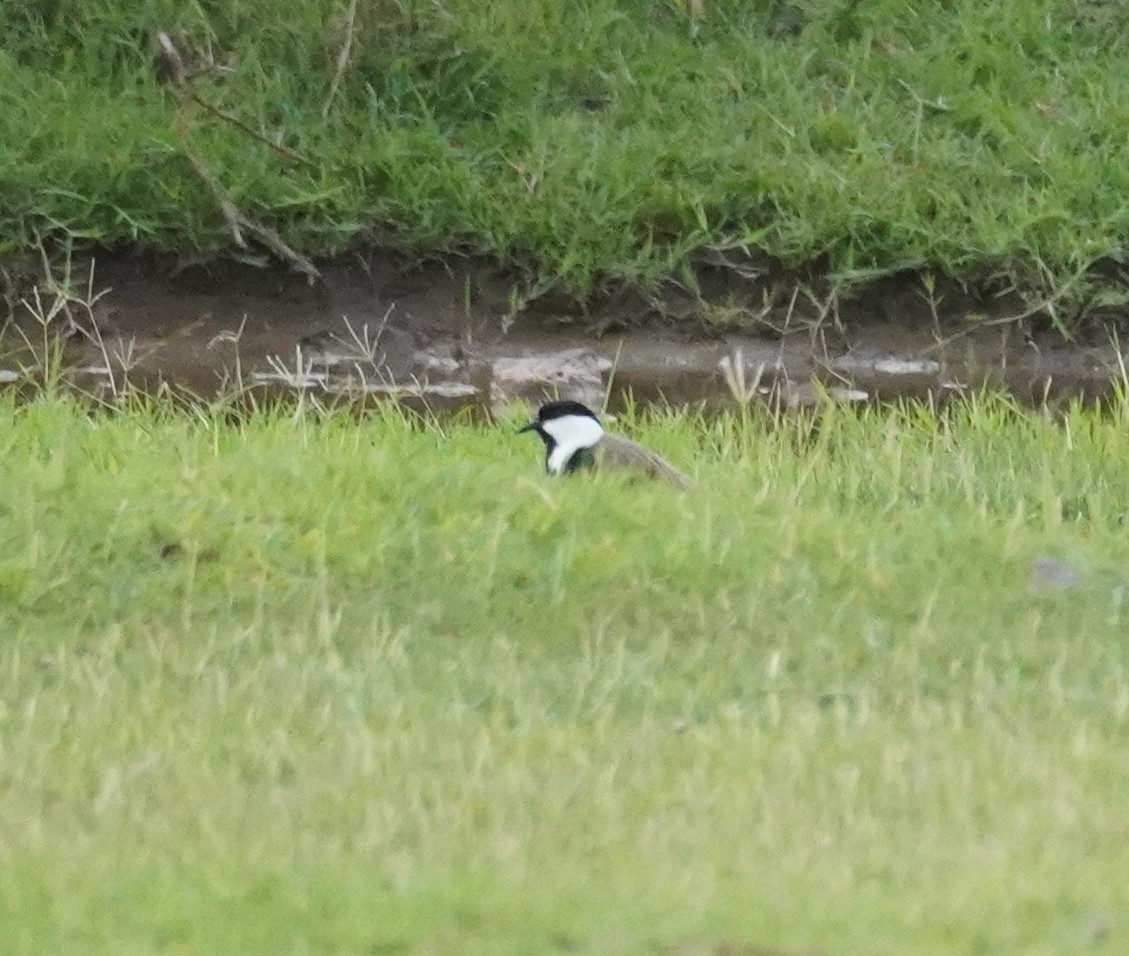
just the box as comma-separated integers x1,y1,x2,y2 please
594,434,693,488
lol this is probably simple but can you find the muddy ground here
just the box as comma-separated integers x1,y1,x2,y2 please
2,248,1126,414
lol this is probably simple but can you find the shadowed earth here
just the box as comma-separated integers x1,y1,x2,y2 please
2,248,1126,413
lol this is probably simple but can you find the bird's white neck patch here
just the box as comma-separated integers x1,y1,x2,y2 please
542,413,604,474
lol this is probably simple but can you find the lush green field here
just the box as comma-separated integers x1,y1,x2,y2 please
1,394,1127,954
3,0,1129,304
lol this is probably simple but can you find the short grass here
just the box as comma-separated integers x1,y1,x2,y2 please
1,393,1128,954
3,0,1129,305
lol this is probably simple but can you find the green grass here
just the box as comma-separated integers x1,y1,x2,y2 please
1,393,1128,954
3,0,1129,305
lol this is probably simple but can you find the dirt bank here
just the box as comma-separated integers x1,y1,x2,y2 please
2,248,1126,413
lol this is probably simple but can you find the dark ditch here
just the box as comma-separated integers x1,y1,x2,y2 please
2,249,1127,415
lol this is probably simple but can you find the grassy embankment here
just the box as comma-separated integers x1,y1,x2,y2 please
1,393,1128,954
3,0,1129,318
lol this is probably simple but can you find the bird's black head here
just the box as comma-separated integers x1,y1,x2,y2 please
518,400,604,474
519,400,599,430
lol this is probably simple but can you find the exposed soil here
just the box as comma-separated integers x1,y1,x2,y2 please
2,248,1126,414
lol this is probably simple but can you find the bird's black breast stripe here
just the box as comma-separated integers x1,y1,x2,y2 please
564,447,596,474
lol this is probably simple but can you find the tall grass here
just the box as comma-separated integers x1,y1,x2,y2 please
1,394,1127,953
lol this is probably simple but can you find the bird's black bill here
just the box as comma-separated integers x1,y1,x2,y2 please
517,421,537,434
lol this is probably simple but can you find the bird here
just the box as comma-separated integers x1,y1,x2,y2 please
518,400,691,487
